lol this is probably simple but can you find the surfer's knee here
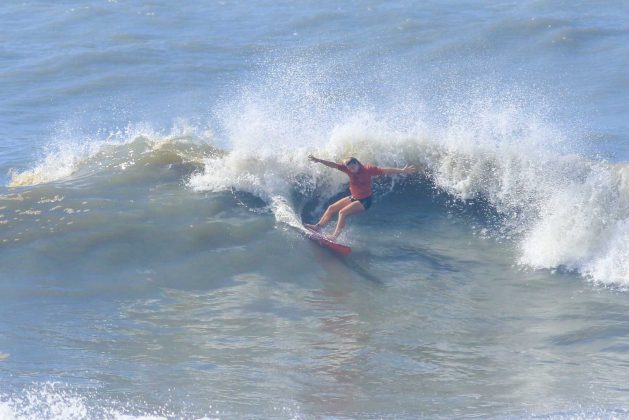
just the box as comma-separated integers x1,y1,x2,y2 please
339,202,363,217
338,206,353,218
327,203,341,214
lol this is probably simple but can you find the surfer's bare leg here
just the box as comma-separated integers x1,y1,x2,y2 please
307,197,352,231
330,201,364,239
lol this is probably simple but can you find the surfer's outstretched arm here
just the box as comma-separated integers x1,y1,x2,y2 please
308,155,342,170
379,165,417,175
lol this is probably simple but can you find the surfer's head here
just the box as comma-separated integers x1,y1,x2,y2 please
344,157,361,173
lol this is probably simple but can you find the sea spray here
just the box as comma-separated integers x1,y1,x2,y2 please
0,382,179,420
8,56,629,286
192,86,629,286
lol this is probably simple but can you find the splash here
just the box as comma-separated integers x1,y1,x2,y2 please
189,57,629,286
0,382,228,420
8,55,629,286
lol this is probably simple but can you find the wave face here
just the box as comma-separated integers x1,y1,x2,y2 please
7,56,629,286
7,121,215,188
178,58,628,286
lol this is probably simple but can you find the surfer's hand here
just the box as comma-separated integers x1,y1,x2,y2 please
308,154,319,163
402,165,417,174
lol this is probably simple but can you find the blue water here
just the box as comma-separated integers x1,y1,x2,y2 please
1,1,629,418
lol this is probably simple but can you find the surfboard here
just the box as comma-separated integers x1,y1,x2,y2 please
303,225,352,255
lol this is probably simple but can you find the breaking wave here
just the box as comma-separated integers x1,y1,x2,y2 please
8,57,629,286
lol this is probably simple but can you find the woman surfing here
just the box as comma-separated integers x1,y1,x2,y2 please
305,155,417,240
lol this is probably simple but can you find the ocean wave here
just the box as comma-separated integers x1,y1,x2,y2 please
188,99,628,286
187,56,629,286
8,57,629,287
10,119,629,287
7,122,216,188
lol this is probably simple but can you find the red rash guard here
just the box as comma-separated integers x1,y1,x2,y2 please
335,163,384,199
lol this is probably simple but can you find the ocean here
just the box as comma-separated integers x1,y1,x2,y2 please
1,1,629,418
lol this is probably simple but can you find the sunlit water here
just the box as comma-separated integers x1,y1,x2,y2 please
1,1,628,418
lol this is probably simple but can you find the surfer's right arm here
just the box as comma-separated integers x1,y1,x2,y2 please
308,155,342,170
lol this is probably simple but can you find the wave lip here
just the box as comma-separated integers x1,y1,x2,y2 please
189,97,629,286
519,162,629,285
7,122,215,188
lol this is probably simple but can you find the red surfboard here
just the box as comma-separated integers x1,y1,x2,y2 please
304,226,352,255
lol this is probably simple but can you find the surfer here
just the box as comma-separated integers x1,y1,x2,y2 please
305,155,417,240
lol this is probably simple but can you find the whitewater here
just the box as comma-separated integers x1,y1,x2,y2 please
1,1,629,418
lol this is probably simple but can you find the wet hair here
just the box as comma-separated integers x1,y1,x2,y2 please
344,157,361,167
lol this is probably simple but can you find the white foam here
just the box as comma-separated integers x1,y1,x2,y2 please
10,57,629,286
7,121,214,188
0,383,176,420
188,67,629,286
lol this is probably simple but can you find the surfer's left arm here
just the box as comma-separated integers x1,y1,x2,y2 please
379,165,417,175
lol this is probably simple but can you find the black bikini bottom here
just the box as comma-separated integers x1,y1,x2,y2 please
350,195,372,210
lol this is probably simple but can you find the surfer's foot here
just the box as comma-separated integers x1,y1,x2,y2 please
304,223,322,232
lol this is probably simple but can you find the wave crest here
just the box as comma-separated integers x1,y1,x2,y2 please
189,101,629,286
8,122,216,188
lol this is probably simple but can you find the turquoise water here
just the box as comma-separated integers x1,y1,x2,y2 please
1,1,629,418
